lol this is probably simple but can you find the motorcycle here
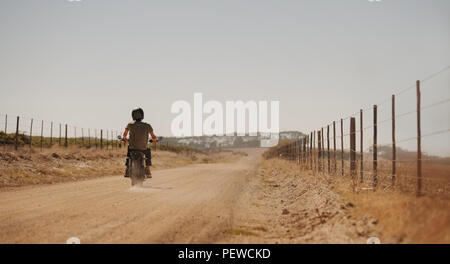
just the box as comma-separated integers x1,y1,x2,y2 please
117,136,163,187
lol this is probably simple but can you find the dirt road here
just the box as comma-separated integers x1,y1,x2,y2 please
0,149,263,243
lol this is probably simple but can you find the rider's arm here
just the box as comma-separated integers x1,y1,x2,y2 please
123,129,129,144
150,130,157,142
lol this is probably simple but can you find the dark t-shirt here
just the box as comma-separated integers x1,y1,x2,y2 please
126,121,153,150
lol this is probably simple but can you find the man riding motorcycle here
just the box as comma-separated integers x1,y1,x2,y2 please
123,107,158,178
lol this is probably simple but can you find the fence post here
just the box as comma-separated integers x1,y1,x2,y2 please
333,121,336,174
318,130,322,172
81,128,84,147
29,119,33,149
3,114,7,151
313,131,316,173
301,140,304,165
350,117,356,181
392,95,396,186
416,81,422,197
360,109,364,183
40,120,43,151
50,122,53,147
15,116,19,150
321,127,324,172
64,124,68,148
303,137,307,166
304,136,308,167
100,130,103,150
310,132,313,170
341,119,344,176
59,124,62,147
327,125,330,174
107,130,109,150
373,105,378,188
95,130,98,149
3,115,6,151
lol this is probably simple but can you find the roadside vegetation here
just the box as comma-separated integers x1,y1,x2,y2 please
0,145,244,188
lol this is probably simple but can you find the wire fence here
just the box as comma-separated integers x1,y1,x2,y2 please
264,65,450,198
0,115,194,154
0,115,125,151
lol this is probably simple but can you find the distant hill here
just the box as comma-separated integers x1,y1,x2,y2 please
161,131,306,149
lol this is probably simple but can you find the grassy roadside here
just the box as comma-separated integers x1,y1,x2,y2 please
260,156,450,243
0,147,244,189
332,179,450,243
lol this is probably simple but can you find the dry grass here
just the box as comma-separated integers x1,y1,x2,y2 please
331,177,450,243
263,141,450,243
0,146,243,189
267,157,450,243
278,159,450,243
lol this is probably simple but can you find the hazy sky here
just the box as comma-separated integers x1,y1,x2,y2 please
0,0,449,153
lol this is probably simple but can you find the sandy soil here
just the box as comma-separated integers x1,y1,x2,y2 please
220,158,380,243
0,149,378,244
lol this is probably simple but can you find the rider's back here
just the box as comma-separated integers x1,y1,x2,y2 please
126,121,152,150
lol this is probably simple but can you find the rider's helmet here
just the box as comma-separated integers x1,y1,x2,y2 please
132,107,144,121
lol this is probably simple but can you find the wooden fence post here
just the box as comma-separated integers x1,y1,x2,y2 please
100,130,103,150
15,116,19,150
360,109,364,183
333,121,336,174
392,95,396,186
59,124,62,147
373,105,378,188
81,128,84,147
3,115,6,151
318,130,322,172
313,131,316,173
327,125,330,174
3,115,7,151
303,137,307,166
50,122,53,147
305,136,308,167
341,119,344,176
321,127,324,172
350,117,356,181
64,124,68,148
310,132,313,170
29,119,33,149
40,120,43,151
416,81,422,196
